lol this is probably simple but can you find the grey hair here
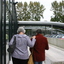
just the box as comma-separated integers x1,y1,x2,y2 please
17,27,26,33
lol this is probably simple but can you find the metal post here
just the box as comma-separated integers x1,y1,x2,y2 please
8,0,13,60
45,26,46,35
51,25,53,35
0,0,3,64
3,0,6,64
9,0,13,41
8,0,18,60
12,2,18,34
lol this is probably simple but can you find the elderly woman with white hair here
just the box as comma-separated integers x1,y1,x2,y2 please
9,27,36,64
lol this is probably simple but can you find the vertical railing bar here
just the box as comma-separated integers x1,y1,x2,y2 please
0,0,3,64
3,0,6,64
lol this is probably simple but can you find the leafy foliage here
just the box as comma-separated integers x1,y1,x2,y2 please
50,1,64,23
16,1,45,21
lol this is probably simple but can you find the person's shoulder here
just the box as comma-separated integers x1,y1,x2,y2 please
23,34,30,38
43,36,47,40
40,34,47,39
13,34,18,37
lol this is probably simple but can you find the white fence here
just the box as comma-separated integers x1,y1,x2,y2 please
45,38,64,64
47,38,64,49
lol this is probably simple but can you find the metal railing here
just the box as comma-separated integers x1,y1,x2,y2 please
0,0,18,64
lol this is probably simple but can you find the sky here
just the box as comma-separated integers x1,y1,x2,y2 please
15,0,62,21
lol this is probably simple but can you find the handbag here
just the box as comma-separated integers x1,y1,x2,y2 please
7,36,16,54
28,54,34,64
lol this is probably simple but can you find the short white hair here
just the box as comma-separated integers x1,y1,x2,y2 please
17,27,26,33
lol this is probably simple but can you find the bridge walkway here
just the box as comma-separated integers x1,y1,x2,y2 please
45,44,64,64
6,43,64,64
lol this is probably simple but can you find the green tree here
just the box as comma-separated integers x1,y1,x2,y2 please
16,1,45,21
50,1,64,23
16,2,24,21
29,1,45,21
50,1,59,22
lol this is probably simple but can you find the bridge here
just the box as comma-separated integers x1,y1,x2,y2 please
18,21,64,28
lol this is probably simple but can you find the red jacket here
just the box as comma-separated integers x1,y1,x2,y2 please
31,34,49,61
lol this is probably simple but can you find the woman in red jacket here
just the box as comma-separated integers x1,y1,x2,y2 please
31,29,49,64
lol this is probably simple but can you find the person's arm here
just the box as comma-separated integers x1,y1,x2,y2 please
45,38,49,50
27,36,36,47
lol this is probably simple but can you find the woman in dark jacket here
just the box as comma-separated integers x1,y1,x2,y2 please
30,29,49,64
